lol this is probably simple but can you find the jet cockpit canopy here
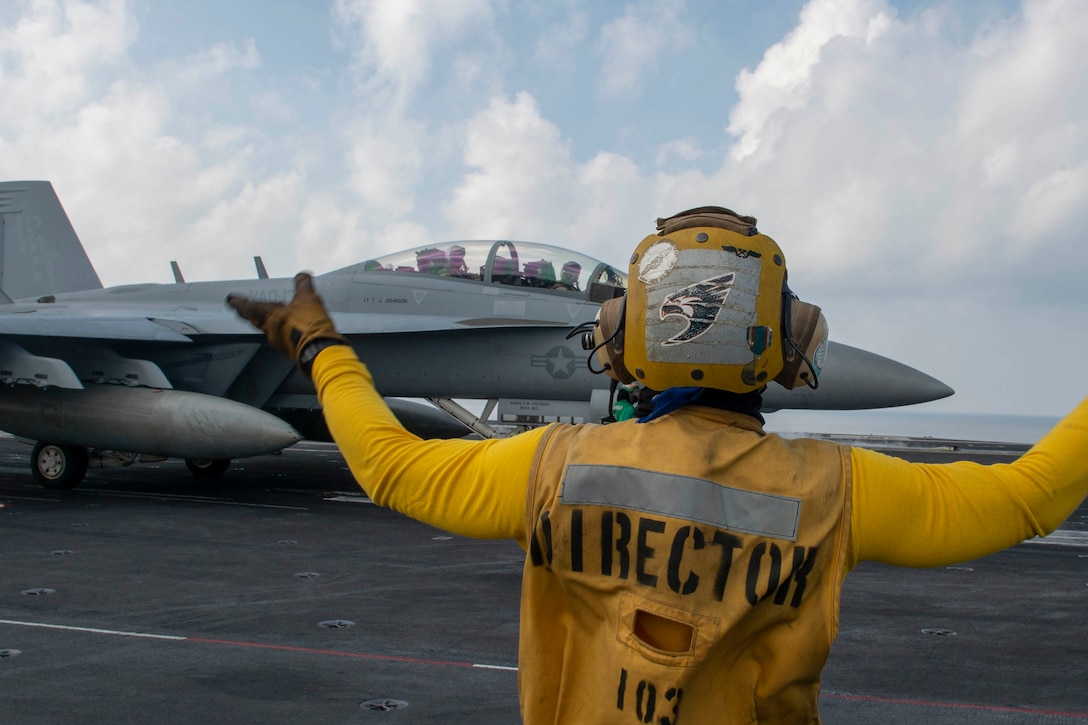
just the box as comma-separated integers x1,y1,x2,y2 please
345,240,627,302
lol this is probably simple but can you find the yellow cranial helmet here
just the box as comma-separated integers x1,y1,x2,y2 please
619,206,823,393
580,206,828,393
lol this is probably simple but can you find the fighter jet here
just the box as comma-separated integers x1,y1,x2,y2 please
0,181,952,489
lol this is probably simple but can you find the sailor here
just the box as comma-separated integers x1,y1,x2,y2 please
448,245,470,276
228,206,1088,724
559,260,582,290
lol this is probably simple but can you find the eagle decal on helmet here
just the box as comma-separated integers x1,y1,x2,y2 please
659,273,735,346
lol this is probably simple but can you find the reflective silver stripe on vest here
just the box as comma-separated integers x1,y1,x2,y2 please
560,464,801,541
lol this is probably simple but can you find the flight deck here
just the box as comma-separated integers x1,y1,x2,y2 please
1,436,1085,724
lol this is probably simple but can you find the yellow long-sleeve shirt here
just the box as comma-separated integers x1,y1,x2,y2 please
313,345,1088,570
312,345,1088,722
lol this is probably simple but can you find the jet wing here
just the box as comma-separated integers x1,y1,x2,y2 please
331,312,570,335
0,313,195,342
0,305,570,341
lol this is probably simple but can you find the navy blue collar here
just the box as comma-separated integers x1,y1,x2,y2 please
638,387,765,424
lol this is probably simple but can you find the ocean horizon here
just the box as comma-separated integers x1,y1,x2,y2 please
762,408,1061,446
411,398,1062,447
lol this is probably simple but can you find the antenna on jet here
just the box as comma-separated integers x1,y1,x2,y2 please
170,261,186,284
254,256,269,279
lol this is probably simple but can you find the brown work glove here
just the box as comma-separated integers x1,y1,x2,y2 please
227,272,347,377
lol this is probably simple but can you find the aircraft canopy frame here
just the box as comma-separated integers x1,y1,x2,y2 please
334,240,627,300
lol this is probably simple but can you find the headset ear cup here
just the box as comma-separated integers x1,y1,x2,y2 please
775,300,828,389
595,296,636,384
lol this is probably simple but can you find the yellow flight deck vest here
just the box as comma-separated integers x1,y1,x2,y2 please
521,406,852,724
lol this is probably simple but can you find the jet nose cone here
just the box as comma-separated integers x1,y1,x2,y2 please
848,349,954,408
763,342,954,411
913,375,955,404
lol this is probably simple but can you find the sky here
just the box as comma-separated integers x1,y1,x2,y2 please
1,0,1086,417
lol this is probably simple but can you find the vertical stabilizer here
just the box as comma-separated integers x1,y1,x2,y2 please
0,181,103,299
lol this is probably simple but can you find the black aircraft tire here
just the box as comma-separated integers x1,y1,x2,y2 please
32,442,89,490
185,458,231,478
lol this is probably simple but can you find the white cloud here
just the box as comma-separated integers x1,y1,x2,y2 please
0,0,136,126
330,0,514,218
332,0,498,108
727,0,895,161
571,151,655,255
0,3,317,287
957,0,1087,139
248,90,298,123
596,0,692,100
444,92,581,239
691,0,1088,299
344,119,425,221
374,219,433,254
952,0,1088,256
533,8,590,72
182,173,302,278
1010,163,1088,239
655,137,703,166
171,38,261,88
442,91,660,264
294,192,369,274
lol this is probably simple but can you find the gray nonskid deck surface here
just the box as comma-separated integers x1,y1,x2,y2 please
0,437,1085,723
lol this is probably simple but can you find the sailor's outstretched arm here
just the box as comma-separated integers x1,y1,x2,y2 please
847,397,1088,569
313,345,546,546
227,272,543,546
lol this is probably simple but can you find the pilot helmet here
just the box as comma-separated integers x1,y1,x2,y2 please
585,206,827,393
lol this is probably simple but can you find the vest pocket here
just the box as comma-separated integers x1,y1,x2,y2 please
617,593,720,667
635,609,694,653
